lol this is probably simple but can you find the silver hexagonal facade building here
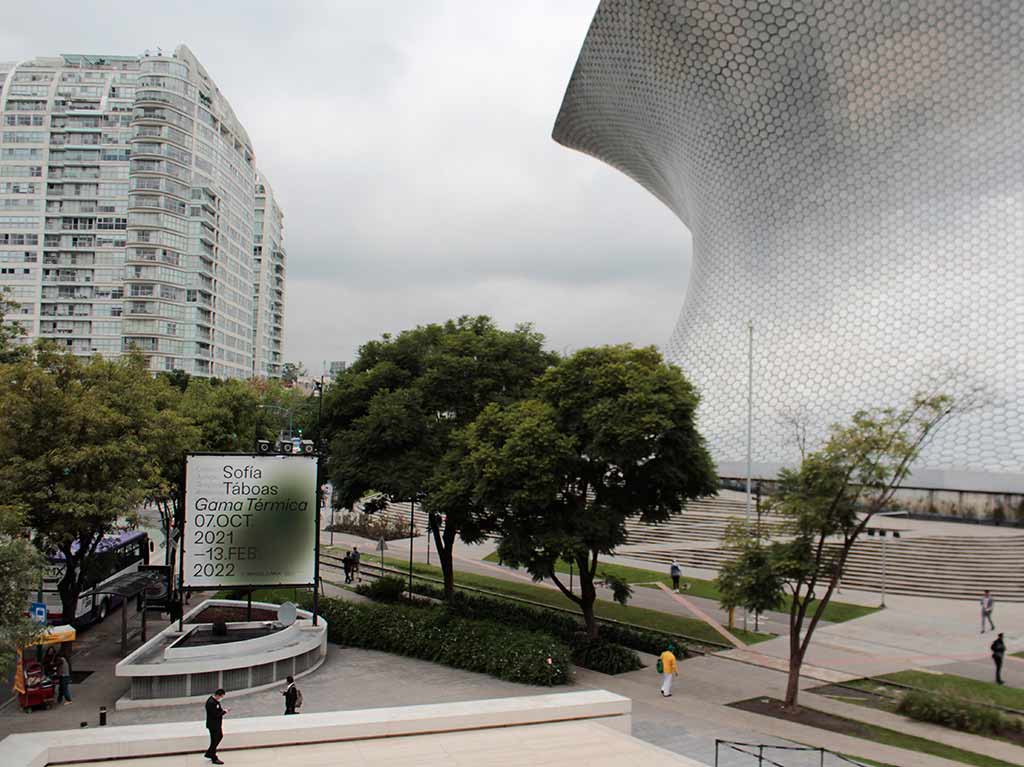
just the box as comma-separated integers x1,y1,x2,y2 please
554,0,1024,491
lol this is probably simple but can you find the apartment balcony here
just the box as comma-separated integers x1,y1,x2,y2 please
42,275,93,284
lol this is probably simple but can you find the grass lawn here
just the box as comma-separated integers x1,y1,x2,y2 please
743,701,1019,767
482,552,879,624
850,670,1024,711
341,549,772,646
839,756,897,767
846,715,1018,767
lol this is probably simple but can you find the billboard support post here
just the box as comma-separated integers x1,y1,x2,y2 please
177,460,186,633
313,474,321,626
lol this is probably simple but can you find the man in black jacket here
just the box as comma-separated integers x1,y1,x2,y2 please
282,675,300,715
992,633,1006,685
204,689,229,764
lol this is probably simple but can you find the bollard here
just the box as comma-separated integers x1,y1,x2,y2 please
99,706,107,726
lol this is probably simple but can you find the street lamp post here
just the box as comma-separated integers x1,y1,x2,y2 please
409,499,416,597
744,319,754,632
881,534,887,608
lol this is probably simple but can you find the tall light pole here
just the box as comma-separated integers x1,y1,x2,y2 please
744,319,754,632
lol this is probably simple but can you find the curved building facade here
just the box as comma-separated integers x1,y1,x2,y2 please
554,0,1024,490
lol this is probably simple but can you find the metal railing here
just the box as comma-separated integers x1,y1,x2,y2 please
714,741,872,767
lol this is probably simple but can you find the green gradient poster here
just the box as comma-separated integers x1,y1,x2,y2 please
183,454,317,587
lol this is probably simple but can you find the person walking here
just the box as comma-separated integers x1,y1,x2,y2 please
670,561,682,593
204,688,229,764
342,551,353,584
981,590,996,633
55,653,72,705
351,546,361,582
659,645,679,697
282,675,301,714
992,633,1006,685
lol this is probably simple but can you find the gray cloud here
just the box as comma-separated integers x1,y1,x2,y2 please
1,1,692,372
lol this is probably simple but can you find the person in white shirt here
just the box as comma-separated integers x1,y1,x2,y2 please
981,590,995,633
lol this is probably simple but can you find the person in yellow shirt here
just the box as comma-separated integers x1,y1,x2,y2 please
659,645,678,697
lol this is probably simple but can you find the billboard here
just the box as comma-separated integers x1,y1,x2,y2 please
183,454,317,588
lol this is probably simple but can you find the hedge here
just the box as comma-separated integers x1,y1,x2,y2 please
303,595,571,686
897,690,1023,736
356,576,406,603
414,584,684,660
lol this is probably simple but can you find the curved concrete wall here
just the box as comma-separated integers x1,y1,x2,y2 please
553,0,1024,490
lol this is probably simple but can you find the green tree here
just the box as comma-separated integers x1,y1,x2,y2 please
453,345,717,637
0,289,28,364
324,316,554,599
0,350,167,624
0,531,44,673
281,361,307,386
716,522,785,632
180,378,263,452
767,393,957,709
145,379,202,566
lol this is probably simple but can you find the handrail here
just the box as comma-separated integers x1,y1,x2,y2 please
714,739,873,767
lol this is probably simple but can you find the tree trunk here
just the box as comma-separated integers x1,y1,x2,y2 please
433,521,457,601
579,567,598,638
784,648,804,708
58,566,80,628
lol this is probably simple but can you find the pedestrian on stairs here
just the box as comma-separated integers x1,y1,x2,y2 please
659,645,678,697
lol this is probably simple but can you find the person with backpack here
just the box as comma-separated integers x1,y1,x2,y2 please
658,644,679,697
282,675,302,714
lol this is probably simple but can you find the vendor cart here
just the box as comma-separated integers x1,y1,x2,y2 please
13,624,76,713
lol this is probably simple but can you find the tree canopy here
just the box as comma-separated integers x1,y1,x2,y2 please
453,344,718,636
0,349,175,621
720,392,957,708
323,315,555,597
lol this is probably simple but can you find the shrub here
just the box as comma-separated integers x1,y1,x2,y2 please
897,690,1022,736
356,576,407,603
301,595,571,686
326,511,417,541
402,583,688,672
570,632,643,675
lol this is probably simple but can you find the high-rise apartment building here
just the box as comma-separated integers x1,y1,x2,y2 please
0,45,286,379
252,172,284,378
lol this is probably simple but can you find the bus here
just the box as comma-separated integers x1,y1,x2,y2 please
38,531,151,626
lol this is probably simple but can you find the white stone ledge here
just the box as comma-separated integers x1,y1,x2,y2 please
0,690,631,767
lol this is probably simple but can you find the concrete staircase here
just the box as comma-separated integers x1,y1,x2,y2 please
627,534,1024,601
350,496,1024,601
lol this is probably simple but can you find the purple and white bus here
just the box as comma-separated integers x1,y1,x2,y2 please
39,531,150,625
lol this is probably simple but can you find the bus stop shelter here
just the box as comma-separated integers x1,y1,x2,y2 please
93,570,166,656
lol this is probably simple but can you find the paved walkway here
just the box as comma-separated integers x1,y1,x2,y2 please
329,526,1024,683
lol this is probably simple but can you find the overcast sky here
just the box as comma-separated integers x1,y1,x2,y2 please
2,1,692,373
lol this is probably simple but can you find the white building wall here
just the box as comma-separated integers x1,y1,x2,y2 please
0,46,285,379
